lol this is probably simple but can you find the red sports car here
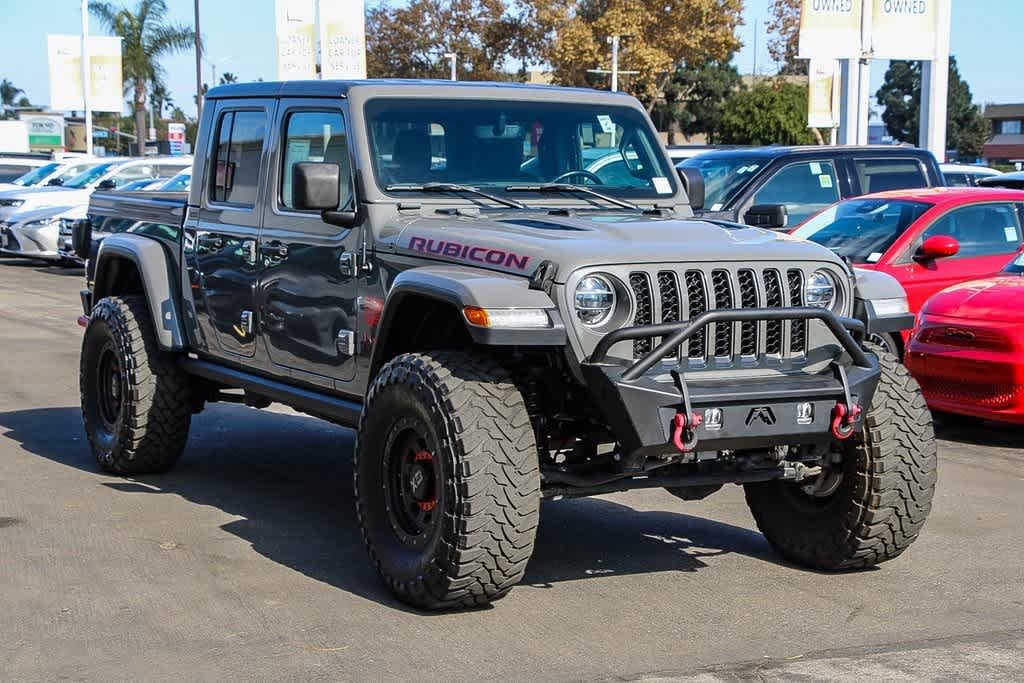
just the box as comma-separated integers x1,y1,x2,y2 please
905,254,1024,424
792,187,1024,356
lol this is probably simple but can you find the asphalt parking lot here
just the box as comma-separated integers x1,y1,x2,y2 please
1,257,1023,681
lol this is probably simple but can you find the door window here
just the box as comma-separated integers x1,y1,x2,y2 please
210,110,266,206
918,203,1023,258
280,110,352,210
751,160,840,225
855,158,927,193
943,172,969,187
109,165,156,187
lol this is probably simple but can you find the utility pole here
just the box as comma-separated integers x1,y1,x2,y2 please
752,20,758,77
211,63,217,89
81,0,93,155
444,52,457,81
608,35,620,92
194,0,203,119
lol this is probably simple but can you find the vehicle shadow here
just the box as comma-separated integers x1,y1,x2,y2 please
934,419,1024,449
0,404,780,612
0,257,82,275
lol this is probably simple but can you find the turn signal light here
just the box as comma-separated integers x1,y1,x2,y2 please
462,307,552,329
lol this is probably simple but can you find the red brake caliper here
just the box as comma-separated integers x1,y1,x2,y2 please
413,450,436,512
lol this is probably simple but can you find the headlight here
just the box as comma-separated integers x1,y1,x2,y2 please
575,275,616,326
805,270,839,310
23,216,60,230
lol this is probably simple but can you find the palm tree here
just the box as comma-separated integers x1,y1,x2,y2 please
89,0,194,155
150,79,173,118
1,79,23,117
218,71,238,85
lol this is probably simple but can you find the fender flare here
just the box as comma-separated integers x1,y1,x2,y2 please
852,267,915,336
92,234,186,351
369,265,566,373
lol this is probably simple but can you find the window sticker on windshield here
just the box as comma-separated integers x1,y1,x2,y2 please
819,174,833,188
1015,253,1024,266
652,177,672,194
596,115,615,134
809,162,822,175
866,252,883,263
1005,226,1018,242
711,202,724,211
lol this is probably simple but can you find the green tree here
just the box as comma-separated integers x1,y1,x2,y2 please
657,58,741,143
90,0,195,154
876,56,989,158
766,0,806,76
719,79,816,145
150,79,172,118
218,71,238,85
1,79,24,118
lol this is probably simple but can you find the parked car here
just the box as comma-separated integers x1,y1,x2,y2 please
677,146,944,229
0,154,52,183
906,253,1024,424
116,177,171,192
940,163,1001,187
0,203,80,263
978,171,1024,190
0,157,100,193
791,187,1024,356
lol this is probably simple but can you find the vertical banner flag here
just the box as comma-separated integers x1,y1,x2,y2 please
47,35,124,112
320,0,367,79
807,59,841,128
797,0,863,60
870,0,940,60
275,0,317,80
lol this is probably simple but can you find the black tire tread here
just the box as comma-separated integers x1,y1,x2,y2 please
81,296,191,474
354,351,540,609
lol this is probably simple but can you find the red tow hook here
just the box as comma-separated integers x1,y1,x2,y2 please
830,401,863,440
77,315,89,328
671,412,703,452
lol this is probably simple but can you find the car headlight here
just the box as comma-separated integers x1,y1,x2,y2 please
575,275,616,326
805,270,839,311
23,216,60,230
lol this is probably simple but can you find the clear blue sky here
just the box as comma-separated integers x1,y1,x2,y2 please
2,0,1020,118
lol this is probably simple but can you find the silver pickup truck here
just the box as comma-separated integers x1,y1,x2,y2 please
71,80,936,610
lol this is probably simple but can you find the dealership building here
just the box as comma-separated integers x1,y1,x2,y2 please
984,103,1024,166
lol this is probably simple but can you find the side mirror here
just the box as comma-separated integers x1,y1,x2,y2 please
677,166,705,210
744,203,788,230
96,179,117,190
916,234,959,261
293,162,340,211
47,178,64,186
71,219,92,260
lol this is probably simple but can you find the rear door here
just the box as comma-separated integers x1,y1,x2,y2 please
851,157,930,195
256,101,360,386
889,201,1024,311
186,99,275,359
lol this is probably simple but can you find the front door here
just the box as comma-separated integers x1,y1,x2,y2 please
889,201,1024,312
743,159,842,227
257,104,360,385
186,100,275,359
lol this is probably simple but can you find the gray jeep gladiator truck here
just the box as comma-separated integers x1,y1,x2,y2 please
72,80,936,610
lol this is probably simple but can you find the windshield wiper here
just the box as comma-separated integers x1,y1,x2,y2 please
385,182,526,209
504,183,641,211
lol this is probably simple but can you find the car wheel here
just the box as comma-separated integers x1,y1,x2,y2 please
867,332,901,360
354,351,540,609
743,346,937,569
80,296,192,474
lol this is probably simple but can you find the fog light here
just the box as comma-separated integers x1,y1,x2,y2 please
703,408,723,431
796,402,814,425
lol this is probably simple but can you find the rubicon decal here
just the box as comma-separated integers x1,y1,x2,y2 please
407,236,530,271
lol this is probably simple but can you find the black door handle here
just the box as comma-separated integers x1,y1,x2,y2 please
260,241,289,259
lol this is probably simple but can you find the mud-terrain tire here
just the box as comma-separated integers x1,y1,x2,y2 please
80,296,191,474
743,347,937,569
354,351,540,610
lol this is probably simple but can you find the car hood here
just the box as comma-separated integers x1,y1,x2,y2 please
6,204,79,226
923,276,1024,322
0,186,90,209
381,211,845,282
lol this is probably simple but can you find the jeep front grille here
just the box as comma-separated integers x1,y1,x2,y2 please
627,265,817,363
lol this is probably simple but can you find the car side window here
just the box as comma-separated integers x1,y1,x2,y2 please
943,172,969,187
110,165,155,187
751,160,840,225
281,110,352,211
855,158,927,193
919,202,1023,259
211,110,266,206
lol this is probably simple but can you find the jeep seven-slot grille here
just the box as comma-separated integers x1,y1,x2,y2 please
626,266,817,363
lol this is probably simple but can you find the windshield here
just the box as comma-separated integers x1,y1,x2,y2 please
12,162,60,186
365,98,677,201
678,156,764,210
63,162,116,189
792,198,933,264
156,170,191,192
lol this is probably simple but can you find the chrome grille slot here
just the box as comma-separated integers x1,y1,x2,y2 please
710,269,733,359
657,271,681,361
787,269,806,354
763,269,784,355
684,270,708,359
737,269,759,356
629,273,653,358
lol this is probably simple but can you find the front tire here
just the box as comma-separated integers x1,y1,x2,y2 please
80,296,192,474
744,348,937,569
354,351,540,610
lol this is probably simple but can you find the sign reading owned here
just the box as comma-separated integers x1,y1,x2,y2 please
798,0,942,60
798,0,863,61
871,0,939,59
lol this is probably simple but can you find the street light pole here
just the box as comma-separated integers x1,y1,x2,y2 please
444,52,457,81
81,0,93,155
194,0,203,119
608,35,620,92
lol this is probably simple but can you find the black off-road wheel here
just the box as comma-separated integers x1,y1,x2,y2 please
81,296,192,475
744,347,937,569
354,351,540,610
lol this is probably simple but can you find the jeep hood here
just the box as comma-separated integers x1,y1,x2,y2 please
382,211,845,282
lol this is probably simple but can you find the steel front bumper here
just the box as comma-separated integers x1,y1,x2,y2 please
580,307,882,458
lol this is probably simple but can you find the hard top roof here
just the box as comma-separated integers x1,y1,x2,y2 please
206,79,635,101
